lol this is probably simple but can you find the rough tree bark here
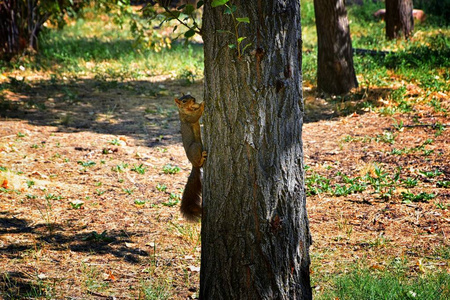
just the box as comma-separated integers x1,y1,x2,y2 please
200,0,312,299
313,0,358,94
385,0,414,39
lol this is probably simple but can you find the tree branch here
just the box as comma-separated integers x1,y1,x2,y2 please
160,5,201,35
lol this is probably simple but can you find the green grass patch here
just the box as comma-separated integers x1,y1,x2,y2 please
306,164,408,199
314,262,450,300
401,191,436,203
2,11,204,80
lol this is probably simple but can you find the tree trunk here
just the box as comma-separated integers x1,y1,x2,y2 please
200,1,311,299
385,0,414,39
314,0,358,94
0,0,53,60
0,0,20,61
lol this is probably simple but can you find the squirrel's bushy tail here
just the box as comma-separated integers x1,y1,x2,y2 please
180,166,202,222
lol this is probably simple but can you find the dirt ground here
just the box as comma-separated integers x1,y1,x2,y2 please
0,75,449,299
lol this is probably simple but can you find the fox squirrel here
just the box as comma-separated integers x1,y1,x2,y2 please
175,94,206,221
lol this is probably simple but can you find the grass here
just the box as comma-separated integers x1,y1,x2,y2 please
305,159,446,201
131,163,147,174
140,277,173,299
312,252,450,300
162,164,181,175
300,0,450,102
1,10,204,81
316,265,450,300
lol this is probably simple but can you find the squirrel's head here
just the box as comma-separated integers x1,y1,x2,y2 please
175,95,201,111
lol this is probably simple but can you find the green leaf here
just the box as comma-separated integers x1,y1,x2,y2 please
228,44,237,49
237,36,247,44
134,199,146,205
162,10,181,20
211,0,229,8
184,29,196,38
183,4,195,15
236,17,250,23
224,4,237,14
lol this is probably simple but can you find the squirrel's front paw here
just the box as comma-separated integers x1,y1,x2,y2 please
199,151,207,166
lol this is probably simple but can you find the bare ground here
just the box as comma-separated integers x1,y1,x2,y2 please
0,75,449,299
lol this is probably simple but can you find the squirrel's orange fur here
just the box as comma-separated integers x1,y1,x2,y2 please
175,95,206,221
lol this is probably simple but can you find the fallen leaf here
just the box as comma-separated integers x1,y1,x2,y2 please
370,264,385,271
31,171,48,179
103,270,116,281
187,265,200,272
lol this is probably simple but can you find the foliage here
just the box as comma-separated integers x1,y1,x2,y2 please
0,0,119,60
118,1,203,51
413,0,450,26
0,11,204,79
301,0,316,27
384,33,450,71
401,191,436,203
306,162,445,202
162,164,180,175
212,0,252,59
131,164,147,174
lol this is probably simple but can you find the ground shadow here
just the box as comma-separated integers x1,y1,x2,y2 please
0,271,48,300
0,215,150,264
303,86,394,123
39,229,150,263
0,216,33,234
1,76,202,147
1,74,396,139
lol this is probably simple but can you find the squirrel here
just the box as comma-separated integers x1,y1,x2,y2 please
174,94,206,221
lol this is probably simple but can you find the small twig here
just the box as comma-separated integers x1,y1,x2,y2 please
87,290,116,299
402,124,449,128
229,6,241,58
0,135,17,140
161,5,201,35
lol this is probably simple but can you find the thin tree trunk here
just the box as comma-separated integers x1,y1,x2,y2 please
200,0,311,299
0,0,20,60
0,0,51,60
314,0,358,94
385,0,414,39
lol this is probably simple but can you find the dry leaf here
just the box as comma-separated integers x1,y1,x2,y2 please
187,265,200,272
125,242,136,248
370,264,385,271
103,270,116,281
